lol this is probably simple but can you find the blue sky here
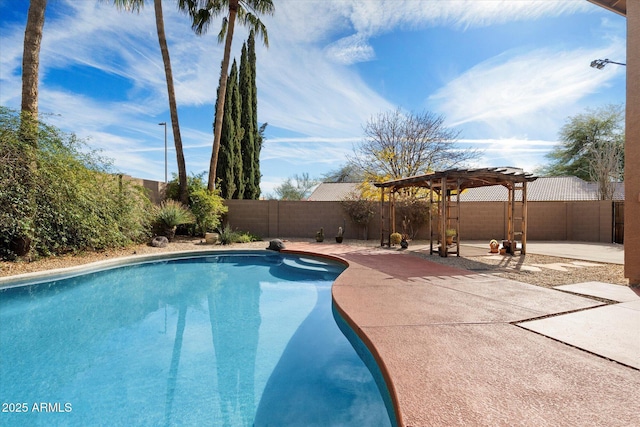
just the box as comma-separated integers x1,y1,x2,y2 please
0,0,626,196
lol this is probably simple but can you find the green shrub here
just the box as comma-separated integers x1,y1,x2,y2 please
217,224,239,245
0,107,154,259
189,188,228,237
235,233,253,244
155,199,195,229
165,172,227,237
215,224,259,245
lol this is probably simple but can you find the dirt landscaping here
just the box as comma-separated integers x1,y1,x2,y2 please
0,238,628,289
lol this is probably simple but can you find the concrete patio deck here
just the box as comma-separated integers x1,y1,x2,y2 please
284,242,640,427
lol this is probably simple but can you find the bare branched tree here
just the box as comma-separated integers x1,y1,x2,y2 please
349,109,479,182
589,140,623,200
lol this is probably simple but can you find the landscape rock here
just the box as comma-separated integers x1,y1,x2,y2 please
267,239,285,251
151,236,169,248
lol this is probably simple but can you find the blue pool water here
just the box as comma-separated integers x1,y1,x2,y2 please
0,252,394,426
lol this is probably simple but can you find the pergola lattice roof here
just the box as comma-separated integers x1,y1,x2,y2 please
373,167,537,192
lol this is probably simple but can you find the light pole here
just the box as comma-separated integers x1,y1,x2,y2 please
158,122,167,183
590,58,626,69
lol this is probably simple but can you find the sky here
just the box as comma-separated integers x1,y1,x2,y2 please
0,0,627,196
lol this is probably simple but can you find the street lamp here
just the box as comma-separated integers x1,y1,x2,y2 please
590,58,626,69
158,122,167,183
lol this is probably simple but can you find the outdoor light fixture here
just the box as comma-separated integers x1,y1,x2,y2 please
590,58,626,69
158,122,167,183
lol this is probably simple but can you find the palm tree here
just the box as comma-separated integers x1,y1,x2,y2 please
21,0,48,145
113,0,189,204
180,0,273,191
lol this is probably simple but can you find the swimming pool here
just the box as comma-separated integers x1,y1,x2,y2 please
0,251,394,426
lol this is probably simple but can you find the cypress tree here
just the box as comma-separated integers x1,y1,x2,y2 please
229,60,244,199
216,61,234,199
239,41,256,199
248,30,262,199
217,60,243,199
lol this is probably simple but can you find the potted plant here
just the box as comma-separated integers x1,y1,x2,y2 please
316,227,324,242
400,233,409,249
445,228,457,245
335,226,343,243
390,232,402,246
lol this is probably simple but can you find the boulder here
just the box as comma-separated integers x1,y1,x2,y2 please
151,236,169,248
267,239,285,251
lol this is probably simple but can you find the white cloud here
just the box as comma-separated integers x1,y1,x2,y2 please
324,34,375,65
0,0,621,189
429,41,626,137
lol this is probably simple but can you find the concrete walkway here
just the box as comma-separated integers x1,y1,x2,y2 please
463,240,625,265
284,242,640,427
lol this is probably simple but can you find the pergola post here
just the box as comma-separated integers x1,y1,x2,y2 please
440,176,447,256
379,186,385,246
522,181,528,254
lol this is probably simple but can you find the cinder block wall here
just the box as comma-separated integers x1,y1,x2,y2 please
459,202,505,240
223,200,616,243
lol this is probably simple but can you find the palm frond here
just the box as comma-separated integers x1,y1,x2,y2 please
217,17,228,43
241,0,275,16
242,14,269,47
111,0,144,13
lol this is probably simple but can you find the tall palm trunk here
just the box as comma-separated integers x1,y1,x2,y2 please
154,0,188,204
207,0,238,191
20,0,48,145
14,0,48,257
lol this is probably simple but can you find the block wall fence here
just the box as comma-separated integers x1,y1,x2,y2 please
223,200,616,243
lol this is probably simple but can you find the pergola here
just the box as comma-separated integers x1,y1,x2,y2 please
374,167,538,257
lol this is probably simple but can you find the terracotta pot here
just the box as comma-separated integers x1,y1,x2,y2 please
205,232,219,244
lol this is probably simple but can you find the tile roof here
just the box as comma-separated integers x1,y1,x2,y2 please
310,177,625,202
307,182,359,201
459,176,625,202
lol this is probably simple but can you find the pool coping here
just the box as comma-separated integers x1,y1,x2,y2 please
0,249,281,289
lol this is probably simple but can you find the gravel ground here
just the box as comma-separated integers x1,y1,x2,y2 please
409,250,628,288
0,237,629,288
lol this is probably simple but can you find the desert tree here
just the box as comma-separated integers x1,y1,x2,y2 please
538,104,624,200
272,173,318,200
349,108,479,185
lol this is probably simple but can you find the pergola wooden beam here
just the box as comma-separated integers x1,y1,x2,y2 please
375,167,537,256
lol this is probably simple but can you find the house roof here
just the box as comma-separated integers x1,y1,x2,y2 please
459,176,625,202
307,182,359,201
310,176,625,202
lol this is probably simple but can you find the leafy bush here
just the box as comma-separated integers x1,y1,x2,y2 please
216,224,259,245
217,224,239,245
395,197,430,239
0,107,153,259
340,193,376,240
165,172,227,237
189,188,228,236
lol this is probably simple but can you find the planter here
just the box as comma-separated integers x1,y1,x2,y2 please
446,236,454,246
335,236,343,243
205,232,220,245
